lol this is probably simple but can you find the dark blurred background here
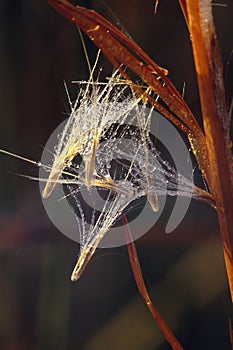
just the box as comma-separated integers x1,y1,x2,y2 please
0,0,232,349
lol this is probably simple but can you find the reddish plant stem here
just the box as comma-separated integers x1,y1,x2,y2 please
178,0,189,27
122,213,184,350
185,0,233,301
47,1,206,134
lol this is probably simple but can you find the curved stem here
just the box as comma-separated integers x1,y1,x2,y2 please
122,213,184,350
